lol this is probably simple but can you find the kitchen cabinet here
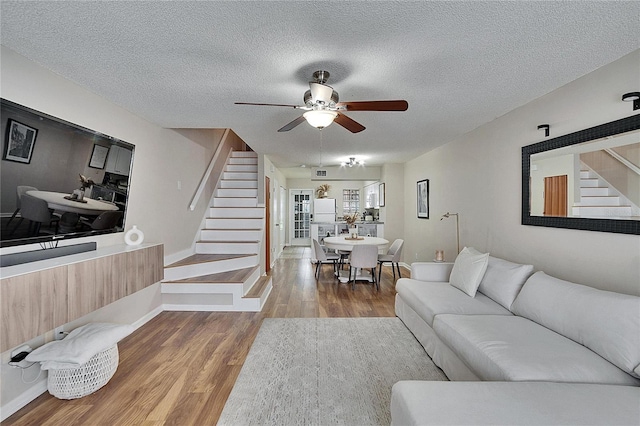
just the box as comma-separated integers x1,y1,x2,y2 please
105,145,133,176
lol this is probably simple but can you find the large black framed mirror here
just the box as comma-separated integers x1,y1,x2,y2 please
1,99,135,247
522,114,640,235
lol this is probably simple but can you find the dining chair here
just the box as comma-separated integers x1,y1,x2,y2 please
378,239,404,283
81,211,123,231
348,244,379,291
7,185,38,232
312,239,340,280
57,212,80,234
19,194,60,237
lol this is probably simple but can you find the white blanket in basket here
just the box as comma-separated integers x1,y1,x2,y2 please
26,323,134,370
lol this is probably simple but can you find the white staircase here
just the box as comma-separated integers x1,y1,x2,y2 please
161,151,272,311
572,169,638,218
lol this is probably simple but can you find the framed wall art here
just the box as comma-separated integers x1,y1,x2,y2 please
417,179,429,219
379,182,385,207
4,119,38,164
89,144,110,169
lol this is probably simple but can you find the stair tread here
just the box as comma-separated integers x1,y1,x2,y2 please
163,266,259,284
203,228,261,231
577,205,631,208
197,240,259,244
243,276,271,298
166,253,255,268
208,217,263,220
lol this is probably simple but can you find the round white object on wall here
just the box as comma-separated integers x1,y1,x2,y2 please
124,225,144,246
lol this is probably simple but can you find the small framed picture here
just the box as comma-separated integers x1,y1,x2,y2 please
417,179,429,219
89,144,110,169
379,183,385,207
4,119,38,164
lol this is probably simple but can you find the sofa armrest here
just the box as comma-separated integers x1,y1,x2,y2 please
410,262,454,282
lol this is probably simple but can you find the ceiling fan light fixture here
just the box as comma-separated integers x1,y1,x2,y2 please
309,82,334,104
342,157,363,167
303,110,337,129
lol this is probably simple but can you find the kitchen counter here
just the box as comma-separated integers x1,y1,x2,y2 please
311,222,385,240
313,221,384,224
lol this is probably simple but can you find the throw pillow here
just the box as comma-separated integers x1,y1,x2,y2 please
478,256,534,310
449,247,489,297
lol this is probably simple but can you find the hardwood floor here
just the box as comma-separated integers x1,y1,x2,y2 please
5,246,407,425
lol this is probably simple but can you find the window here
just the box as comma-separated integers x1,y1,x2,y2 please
342,189,360,215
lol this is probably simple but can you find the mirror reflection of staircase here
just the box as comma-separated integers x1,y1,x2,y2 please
162,151,272,311
572,168,640,219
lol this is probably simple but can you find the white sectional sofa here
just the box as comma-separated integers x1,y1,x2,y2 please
392,249,640,425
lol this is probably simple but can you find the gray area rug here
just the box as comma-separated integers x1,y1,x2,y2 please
218,317,447,425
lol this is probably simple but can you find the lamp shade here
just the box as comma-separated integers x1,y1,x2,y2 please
303,110,338,129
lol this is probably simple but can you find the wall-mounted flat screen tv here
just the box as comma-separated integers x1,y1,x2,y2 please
1,99,135,248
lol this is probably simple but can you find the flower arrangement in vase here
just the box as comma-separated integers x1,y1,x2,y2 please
344,213,360,237
316,184,330,198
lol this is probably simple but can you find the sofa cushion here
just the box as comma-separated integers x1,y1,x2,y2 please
391,381,640,426
396,279,511,327
449,247,489,297
477,256,534,310
511,271,640,378
433,314,640,385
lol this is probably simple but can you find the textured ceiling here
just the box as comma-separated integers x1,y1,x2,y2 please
1,1,639,175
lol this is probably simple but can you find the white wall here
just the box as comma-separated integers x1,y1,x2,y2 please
380,163,405,256
0,46,226,418
0,46,221,258
403,50,640,296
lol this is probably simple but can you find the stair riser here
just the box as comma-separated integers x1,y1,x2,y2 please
222,171,258,180
231,151,257,158
571,206,632,217
164,255,258,280
219,180,258,189
578,197,621,206
200,229,262,241
196,242,260,254
580,179,600,188
228,157,258,165
225,164,258,172
581,187,610,196
212,198,258,207
205,218,263,228
216,188,258,198
209,207,263,218
579,171,592,179
165,280,272,312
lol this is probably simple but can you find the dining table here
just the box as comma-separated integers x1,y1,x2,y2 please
26,190,120,216
323,235,389,283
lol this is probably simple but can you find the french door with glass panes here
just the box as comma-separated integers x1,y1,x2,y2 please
289,189,313,246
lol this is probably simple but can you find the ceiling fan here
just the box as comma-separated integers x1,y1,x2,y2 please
235,70,408,133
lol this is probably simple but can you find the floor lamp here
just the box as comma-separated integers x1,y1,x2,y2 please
440,212,460,254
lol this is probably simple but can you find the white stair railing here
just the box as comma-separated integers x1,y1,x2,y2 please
604,148,640,176
189,128,230,211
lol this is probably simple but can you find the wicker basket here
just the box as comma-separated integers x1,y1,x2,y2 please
47,344,119,399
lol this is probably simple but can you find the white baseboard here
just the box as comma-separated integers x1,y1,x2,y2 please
131,305,164,330
1,378,47,422
163,247,193,266
0,305,164,422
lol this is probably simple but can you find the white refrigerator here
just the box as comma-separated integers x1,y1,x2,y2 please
314,198,336,222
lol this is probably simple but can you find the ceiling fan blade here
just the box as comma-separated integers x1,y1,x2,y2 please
277,115,306,132
334,113,366,133
235,102,300,108
336,100,408,111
